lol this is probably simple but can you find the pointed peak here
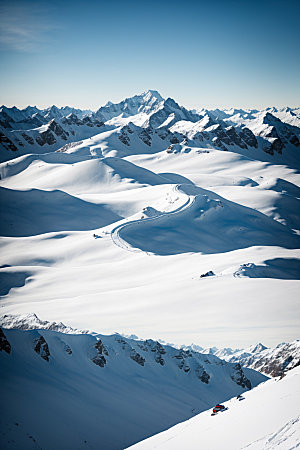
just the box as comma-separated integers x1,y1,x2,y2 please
248,343,267,353
141,90,164,102
47,105,60,112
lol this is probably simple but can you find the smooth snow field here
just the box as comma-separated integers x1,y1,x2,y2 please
127,366,300,450
0,136,300,348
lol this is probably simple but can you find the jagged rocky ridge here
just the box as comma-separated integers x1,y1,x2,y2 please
187,340,300,377
0,313,89,334
1,91,299,163
1,314,298,379
0,324,254,388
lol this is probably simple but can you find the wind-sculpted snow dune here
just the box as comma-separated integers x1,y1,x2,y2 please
117,184,300,255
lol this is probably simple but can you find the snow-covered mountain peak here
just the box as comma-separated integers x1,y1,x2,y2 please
93,90,165,123
0,313,89,334
142,89,164,102
247,343,268,354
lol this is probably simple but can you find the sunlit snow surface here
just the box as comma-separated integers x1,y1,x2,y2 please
0,94,299,348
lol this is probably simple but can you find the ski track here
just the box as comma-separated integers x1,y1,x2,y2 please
110,184,195,254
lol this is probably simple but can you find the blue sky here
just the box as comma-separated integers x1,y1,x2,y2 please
0,0,299,110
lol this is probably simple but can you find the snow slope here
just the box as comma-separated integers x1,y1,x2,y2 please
0,326,266,450
128,366,300,450
0,91,299,349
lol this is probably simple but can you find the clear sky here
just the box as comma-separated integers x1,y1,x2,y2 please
0,0,299,110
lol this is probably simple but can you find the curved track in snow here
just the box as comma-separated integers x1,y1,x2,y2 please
110,184,196,253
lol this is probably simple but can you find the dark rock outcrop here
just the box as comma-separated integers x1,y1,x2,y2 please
92,354,106,367
195,365,210,383
95,339,109,356
0,132,18,151
200,271,215,278
48,119,69,139
231,363,251,389
22,133,35,145
240,127,258,148
0,328,11,354
118,127,131,146
92,339,108,367
130,349,145,366
139,128,153,146
36,129,57,146
34,335,50,361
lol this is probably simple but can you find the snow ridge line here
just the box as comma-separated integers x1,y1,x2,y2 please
110,184,195,254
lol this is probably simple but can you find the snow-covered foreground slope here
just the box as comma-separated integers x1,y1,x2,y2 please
128,366,300,450
0,327,267,450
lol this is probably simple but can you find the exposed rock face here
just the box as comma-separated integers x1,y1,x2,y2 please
92,339,108,367
22,132,35,145
249,342,300,377
64,344,72,355
95,339,109,356
0,132,18,151
62,113,82,126
156,127,170,140
118,127,131,146
200,270,215,278
169,134,180,144
36,129,57,146
130,349,145,366
61,114,104,128
48,119,69,139
147,96,200,129
173,349,193,374
116,336,145,366
92,354,106,367
155,354,165,365
240,127,258,148
34,335,50,361
225,126,248,149
0,110,15,129
139,339,166,365
231,363,252,389
139,128,153,146
195,365,210,383
270,137,284,154
0,328,11,354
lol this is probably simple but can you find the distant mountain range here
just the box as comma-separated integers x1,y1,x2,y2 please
1,90,299,164
184,340,300,378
